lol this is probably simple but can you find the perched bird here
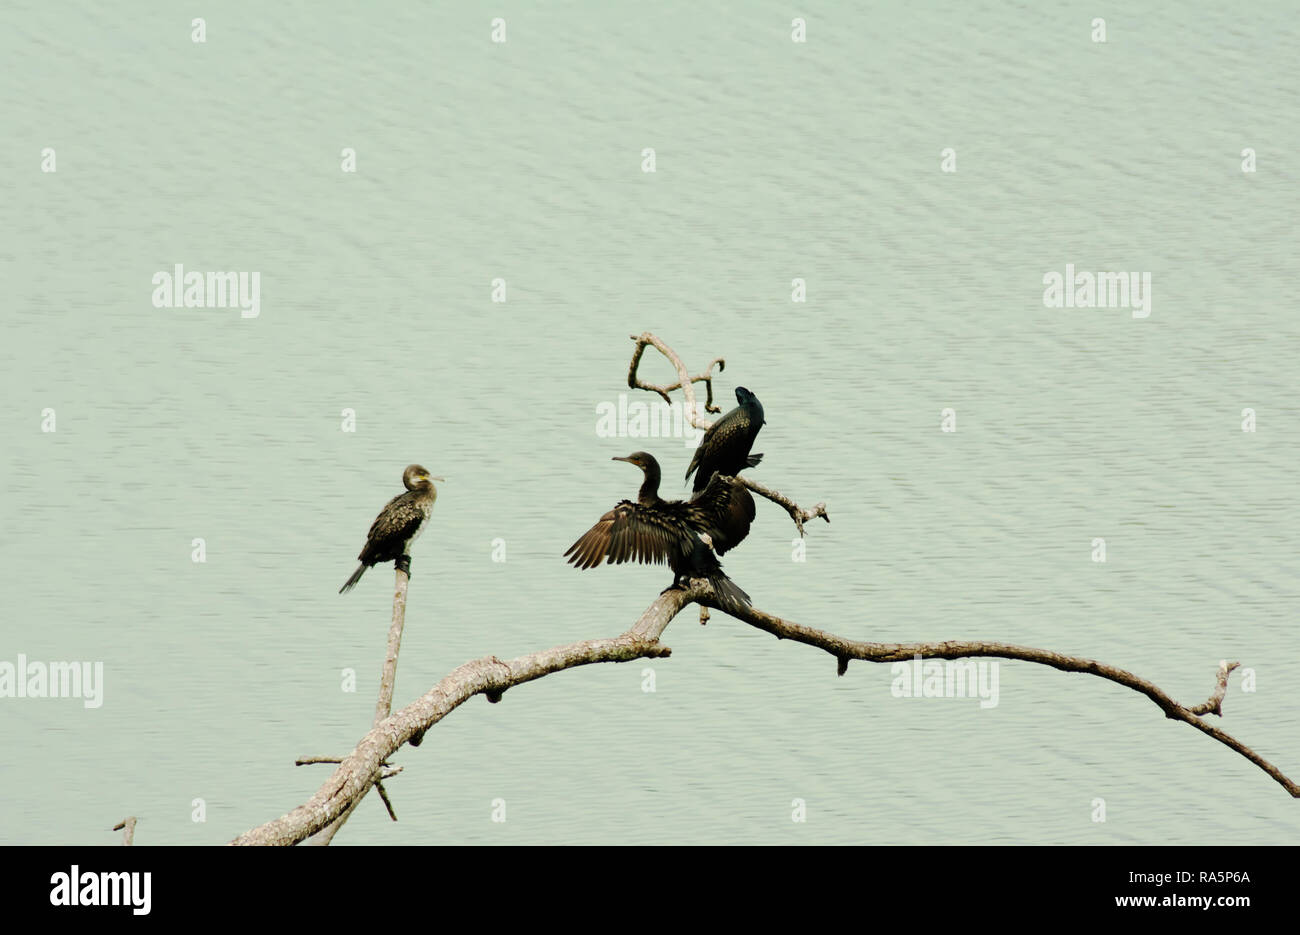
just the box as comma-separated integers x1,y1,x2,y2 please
685,386,765,493
340,464,443,593
684,386,766,554
564,452,752,614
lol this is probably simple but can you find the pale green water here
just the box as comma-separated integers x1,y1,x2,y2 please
2,1,1298,845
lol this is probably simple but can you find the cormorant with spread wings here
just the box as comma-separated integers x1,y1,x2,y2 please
564,451,751,615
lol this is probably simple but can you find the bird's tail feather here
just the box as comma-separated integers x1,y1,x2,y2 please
339,564,366,594
746,453,763,468
709,573,752,616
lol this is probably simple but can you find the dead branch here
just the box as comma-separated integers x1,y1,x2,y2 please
727,474,829,535
1188,661,1240,716
375,780,397,821
627,332,724,423
699,595,1297,797
374,569,410,726
305,566,412,844
112,816,137,846
231,593,681,845
296,757,402,782
235,576,1295,846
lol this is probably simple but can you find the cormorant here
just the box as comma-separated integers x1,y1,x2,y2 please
340,464,442,594
685,386,765,492
684,386,765,553
564,452,752,615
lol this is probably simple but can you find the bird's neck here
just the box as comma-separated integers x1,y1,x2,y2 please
637,465,662,505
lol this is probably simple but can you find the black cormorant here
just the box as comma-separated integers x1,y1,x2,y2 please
340,464,442,593
564,452,752,614
685,386,765,492
684,386,765,553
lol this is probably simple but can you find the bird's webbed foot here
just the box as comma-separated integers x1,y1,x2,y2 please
395,554,412,576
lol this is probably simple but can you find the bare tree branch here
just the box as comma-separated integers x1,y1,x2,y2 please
234,575,1296,846
726,474,829,535
296,756,402,781
627,331,724,421
305,566,412,845
230,591,681,846
698,594,1297,797
374,569,410,726
375,780,397,821
112,816,136,846
1185,660,1241,717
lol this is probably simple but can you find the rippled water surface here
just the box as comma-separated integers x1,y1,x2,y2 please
2,1,1297,844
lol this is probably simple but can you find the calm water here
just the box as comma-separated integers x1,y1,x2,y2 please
2,1,1298,844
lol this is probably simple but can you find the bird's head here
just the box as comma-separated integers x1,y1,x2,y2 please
403,464,446,490
612,451,657,473
734,386,764,422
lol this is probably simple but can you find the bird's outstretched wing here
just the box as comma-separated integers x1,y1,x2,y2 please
564,500,691,569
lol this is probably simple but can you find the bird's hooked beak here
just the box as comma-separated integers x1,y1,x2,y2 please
611,456,633,464
428,476,446,483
